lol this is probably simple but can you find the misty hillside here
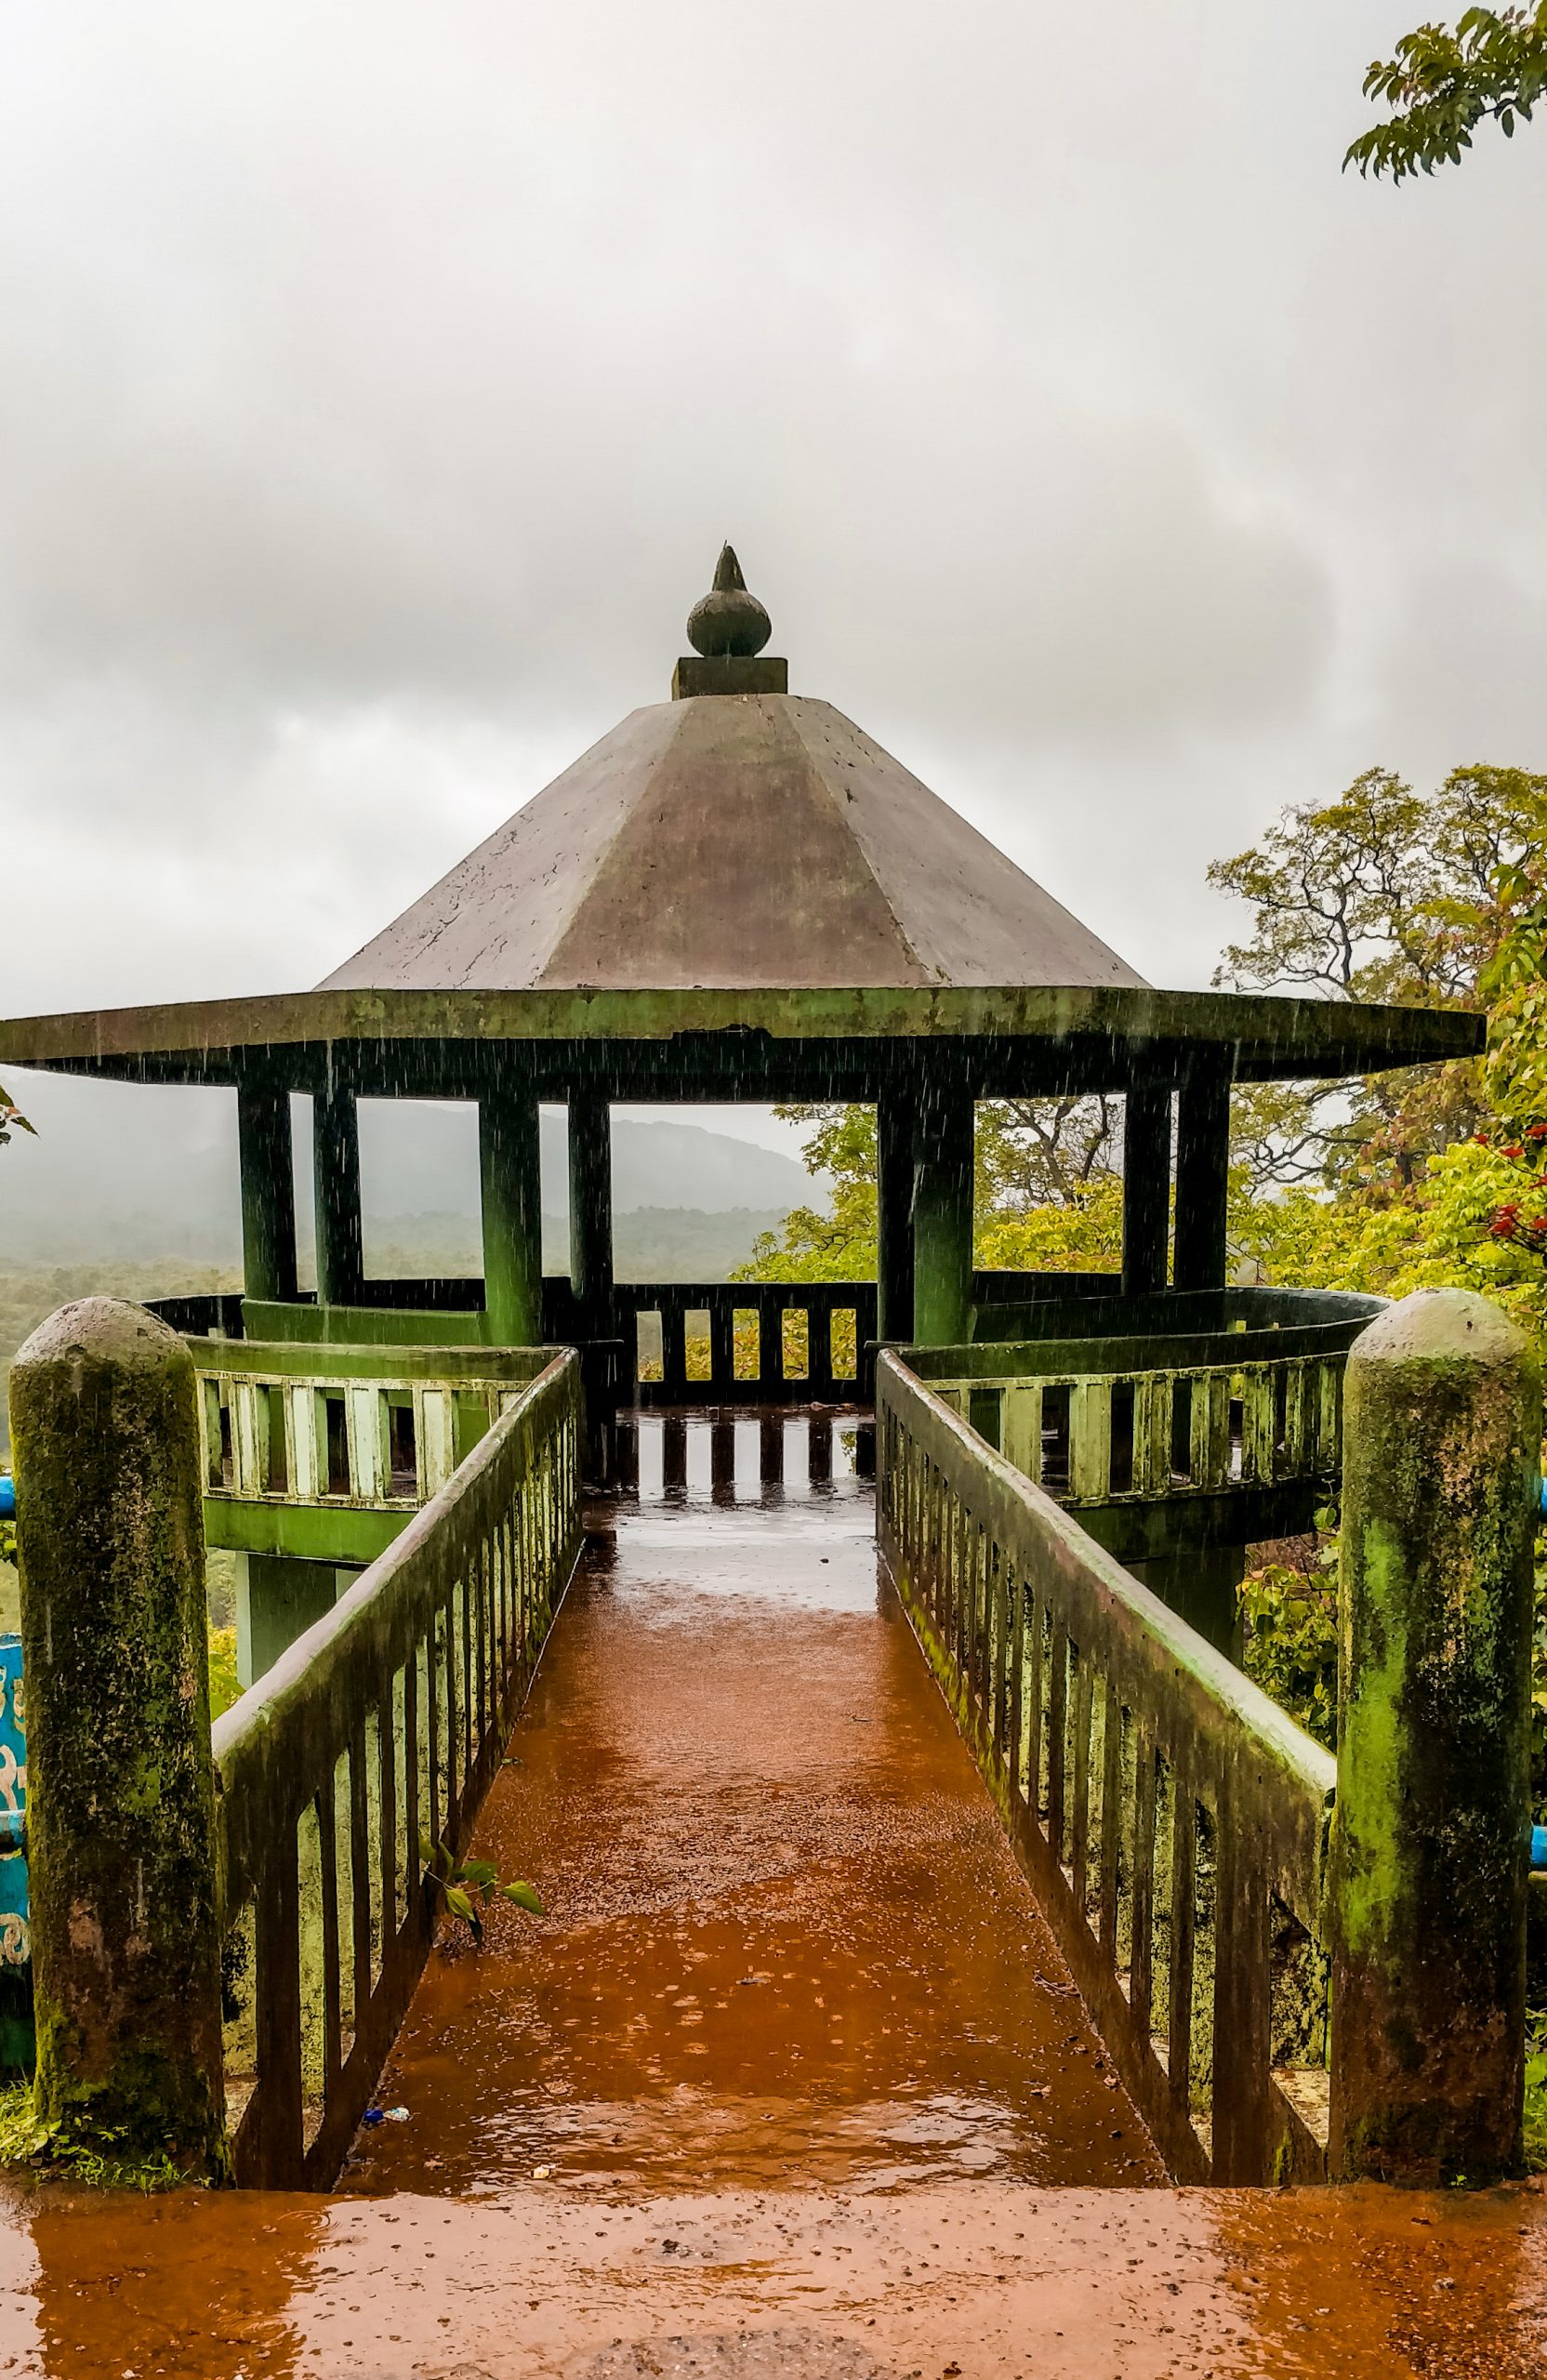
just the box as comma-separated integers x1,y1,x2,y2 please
0,1077,815,1266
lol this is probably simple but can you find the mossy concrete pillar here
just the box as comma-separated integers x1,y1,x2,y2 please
236,1078,298,1303
1329,1288,1539,2185
1122,1082,1170,1300
481,1088,543,1346
877,1087,917,1343
8,1298,227,2177
1172,1059,1231,1293
313,1078,364,1307
568,1087,614,1339
912,1078,974,1346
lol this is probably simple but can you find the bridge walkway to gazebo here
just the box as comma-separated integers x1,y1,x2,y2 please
341,1408,1162,2200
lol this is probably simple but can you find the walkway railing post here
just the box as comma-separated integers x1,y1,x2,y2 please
1329,1288,1539,2184
9,1298,228,2179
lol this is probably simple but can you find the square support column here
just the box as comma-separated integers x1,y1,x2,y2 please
236,1078,298,1304
235,1554,340,1689
313,1080,364,1308
877,1087,917,1344
568,1087,615,1340
481,1088,543,1347
911,1077,975,1347
1121,1081,1171,1302
1172,1059,1232,1293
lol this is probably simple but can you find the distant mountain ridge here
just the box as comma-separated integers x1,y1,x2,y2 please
0,1079,815,1267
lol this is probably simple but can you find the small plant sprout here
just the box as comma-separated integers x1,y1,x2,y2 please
419,1835,542,1946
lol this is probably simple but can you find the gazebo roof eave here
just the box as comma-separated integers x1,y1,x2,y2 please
0,982,1486,1093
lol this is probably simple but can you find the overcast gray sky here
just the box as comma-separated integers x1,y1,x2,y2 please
3,1,1545,1168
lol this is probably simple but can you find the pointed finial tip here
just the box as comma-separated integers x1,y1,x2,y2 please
687,543,771,657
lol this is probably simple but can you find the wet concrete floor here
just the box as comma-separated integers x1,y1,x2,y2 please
2,1413,1545,2375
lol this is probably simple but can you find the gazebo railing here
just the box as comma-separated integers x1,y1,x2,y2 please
149,1282,879,1409
192,1342,555,1517
919,1355,1345,1507
876,1348,1336,2186
213,1349,581,2188
615,1281,878,1407
906,1285,1381,1512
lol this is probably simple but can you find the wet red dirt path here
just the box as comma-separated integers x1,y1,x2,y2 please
346,1415,1160,2197
2,1413,1545,2376
2,2174,1544,2377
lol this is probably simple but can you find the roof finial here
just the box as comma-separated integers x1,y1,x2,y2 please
686,543,772,658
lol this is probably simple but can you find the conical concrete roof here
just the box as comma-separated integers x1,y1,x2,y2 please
322,559,1144,997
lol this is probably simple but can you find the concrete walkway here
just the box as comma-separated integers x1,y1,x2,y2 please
1,1415,1543,2377
345,1411,1160,2198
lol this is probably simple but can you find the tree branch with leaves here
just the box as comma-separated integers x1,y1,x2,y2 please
0,1083,34,1152
1347,6,1547,180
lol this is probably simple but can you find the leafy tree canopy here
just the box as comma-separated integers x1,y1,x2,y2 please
734,1099,1124,1286
1210,762,1547,1197
1347,6,1547,181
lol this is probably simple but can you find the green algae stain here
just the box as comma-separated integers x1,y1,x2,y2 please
1336,1516,1411,1963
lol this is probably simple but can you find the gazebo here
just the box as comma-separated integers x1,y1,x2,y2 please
1,548,1480,1655
1,547,1475,1339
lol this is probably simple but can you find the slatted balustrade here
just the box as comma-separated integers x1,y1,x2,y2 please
194,1343,556,1515
152,1284,879,1413
619,1281,877,1407
876,1349,1337,2186
213,1349,582,2188
923,1355,1346,1505
909,1287,1382,1523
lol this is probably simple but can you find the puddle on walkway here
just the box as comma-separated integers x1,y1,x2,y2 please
343,1412,1160,2199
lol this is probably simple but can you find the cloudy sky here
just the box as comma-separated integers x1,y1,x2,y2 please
3,1,1545,1182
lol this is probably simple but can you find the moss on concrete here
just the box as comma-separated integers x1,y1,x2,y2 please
9,1298,228,2180
1330,1288,1539,2185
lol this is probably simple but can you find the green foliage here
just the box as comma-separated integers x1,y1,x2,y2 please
736,1100,1123,1289
1246,1139,1547,1338
1526,2011,1547,2171
0,2081,190,2191
975,1175,1123,1273
419,1835,541,1947
974,1096,1118,1210
1238,1554,1341,1752
1212,764,1547,1197
206,1625,240,1723
1484,882,1547,1126
0,1514,13,1570
1347,6,1547,181
735,1105,879,1283
1,1259,241,1459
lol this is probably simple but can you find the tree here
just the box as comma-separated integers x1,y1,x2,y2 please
1347,7,1547,180
735,1105,879,1284
1482,878,1547,1122
973,1097,1119,1212
735,1097,1123,1287
1210,762,1547,1198
1241,1133,1547,1343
